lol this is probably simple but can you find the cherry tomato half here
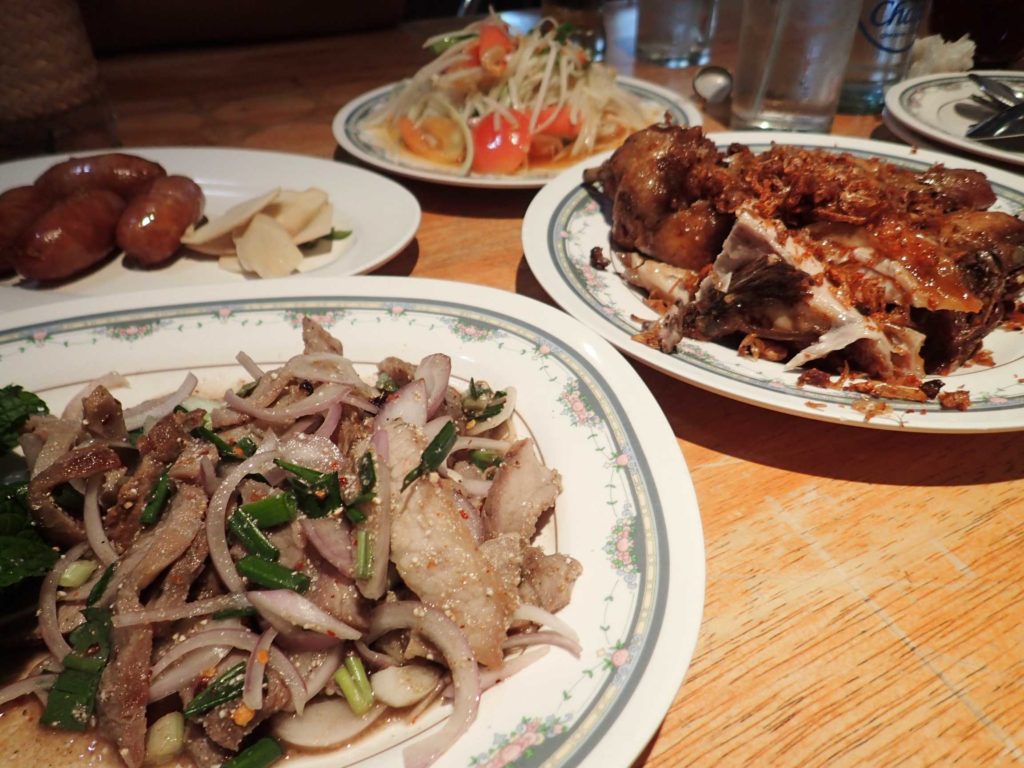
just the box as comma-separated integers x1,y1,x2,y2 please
471,110,531,174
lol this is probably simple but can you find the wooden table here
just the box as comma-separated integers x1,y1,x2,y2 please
29,3,1024,766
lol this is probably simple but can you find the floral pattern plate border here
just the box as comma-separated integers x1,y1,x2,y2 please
333,77,703,190
0,276,705,768
885,71,1024,168
523,131,1024,432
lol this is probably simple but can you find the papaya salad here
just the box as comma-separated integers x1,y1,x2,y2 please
368,14,664,176
0,318,582,768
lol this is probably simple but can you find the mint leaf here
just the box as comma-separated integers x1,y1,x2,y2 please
1,385,48,452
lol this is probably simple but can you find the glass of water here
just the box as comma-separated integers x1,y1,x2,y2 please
730,0,860,132
636,0,719,68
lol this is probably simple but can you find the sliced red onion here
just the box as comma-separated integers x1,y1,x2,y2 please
282,353,373,393
313,403,342,439
247,590,361,641
512,604,579,644
151,627,256,678
365,601,480,768
123,372,198,431
150,626,308,714
0,673,57,707
200,456,219,497
356,444,391,600
18,431,44,473
273,699,385,749
244,628,277,710
208,451,279,593
374,379,427,430
444,648,549,699
503,630,581,657
466,386,517,436
83,476,118,565
303,644,344,699
301,518,355,579
414,354,451,419
371,426,390,463
40,542,90,662
91,540,153,609
149,646,230,702
354,640,396,670
113,593,250,628
236,350,265,380
282,415,318,439
225,383,376,426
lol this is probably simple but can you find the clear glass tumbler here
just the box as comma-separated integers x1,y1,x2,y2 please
730,0,860,132
636,0,718,68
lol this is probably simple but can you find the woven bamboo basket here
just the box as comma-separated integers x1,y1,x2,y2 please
0,0,115,159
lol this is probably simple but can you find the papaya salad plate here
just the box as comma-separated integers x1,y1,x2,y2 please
0,276,705,768
523,132,1024,433
333,12,699,189
335,77,700,190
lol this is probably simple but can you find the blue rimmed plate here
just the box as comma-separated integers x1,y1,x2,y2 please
0,276,704,767
885,71,1024,168
333,77,702,189
523,132,1024,432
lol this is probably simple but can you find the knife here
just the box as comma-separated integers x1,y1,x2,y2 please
966,101,1024,139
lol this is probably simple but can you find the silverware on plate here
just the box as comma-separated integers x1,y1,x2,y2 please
966,100,1024,141
967,73,1024,108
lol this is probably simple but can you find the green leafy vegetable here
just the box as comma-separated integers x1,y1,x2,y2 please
402,421,457,490
229,509,281,561
327,228,352,241
236,555,311,592
0,384,48,452
240,492,298,528
222,737,284,768
40,607,112,731
139,470,172,526
274,459,342,518
192,426,257,461
183,661,246,718
0,481,59,590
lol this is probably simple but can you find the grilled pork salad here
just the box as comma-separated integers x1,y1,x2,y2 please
0,318,581,768
585,123,1024,407
368,14,662,176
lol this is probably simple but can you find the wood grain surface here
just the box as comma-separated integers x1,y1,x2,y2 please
6,2,1024,766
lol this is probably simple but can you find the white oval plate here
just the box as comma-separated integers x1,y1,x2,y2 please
885,71,1024,167
334,77,702,189
0,276,705,768
0,147,421,298
523,131,1024,432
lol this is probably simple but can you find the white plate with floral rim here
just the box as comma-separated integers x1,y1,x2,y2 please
522,131,1024,433
885,71,1024,167
333,77,702,190
0,276,704,768
0,147,420,298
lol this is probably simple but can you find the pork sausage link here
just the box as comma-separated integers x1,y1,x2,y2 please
116,175,205,266
0,185,53,275
34,152,166,200
13,190,126,282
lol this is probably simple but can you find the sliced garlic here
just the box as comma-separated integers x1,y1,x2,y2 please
292,202,334,244
181,187,281,254
264,188,329,238
233,212,305,278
